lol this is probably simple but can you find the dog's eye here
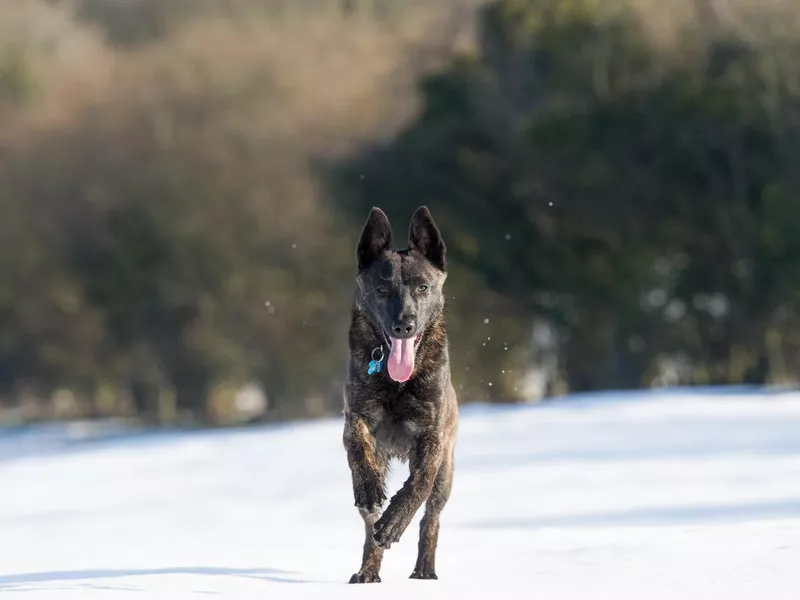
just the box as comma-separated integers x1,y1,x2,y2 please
377,286,388,295
417,284,429,293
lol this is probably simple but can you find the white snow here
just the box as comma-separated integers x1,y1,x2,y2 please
3,387,800,599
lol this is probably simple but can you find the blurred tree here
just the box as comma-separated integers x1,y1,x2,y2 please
332,0,800,395
4,0,800,424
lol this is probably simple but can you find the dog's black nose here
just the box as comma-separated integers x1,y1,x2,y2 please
391,319,415,337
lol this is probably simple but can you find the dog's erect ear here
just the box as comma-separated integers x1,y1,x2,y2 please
357,207,393,271
409,206,446,271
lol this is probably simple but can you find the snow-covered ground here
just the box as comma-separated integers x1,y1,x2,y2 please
3,387,800,599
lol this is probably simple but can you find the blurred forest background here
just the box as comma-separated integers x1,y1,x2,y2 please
2,0,800,427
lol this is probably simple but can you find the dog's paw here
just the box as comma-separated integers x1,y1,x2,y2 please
373,510,404,549
349,571,381,584
354,482,386,512
410,570,438,580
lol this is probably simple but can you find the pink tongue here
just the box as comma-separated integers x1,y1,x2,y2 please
387,337,416,382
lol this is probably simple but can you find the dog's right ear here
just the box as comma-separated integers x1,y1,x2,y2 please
356,207,393,271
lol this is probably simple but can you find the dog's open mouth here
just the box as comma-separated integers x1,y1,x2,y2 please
386,333,422,383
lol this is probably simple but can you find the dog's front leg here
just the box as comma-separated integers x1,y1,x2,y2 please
373,433,443,549
344,415,387,511
343,415,388,583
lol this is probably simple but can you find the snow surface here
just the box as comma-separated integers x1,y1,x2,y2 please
3,387,800,599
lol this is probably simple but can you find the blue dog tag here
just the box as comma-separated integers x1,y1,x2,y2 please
368,346,385,375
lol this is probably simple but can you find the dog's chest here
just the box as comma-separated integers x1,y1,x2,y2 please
374,407,421,460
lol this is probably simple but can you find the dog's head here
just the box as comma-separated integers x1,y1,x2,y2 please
355,206,447,383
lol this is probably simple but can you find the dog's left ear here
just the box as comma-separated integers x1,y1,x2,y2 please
357,207,393,271
409,206,446,271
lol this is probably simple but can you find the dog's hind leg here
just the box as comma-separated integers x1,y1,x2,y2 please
350,505,387,583
410,444,454,580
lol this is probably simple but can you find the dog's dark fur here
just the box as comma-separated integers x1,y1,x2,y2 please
342,206,459,583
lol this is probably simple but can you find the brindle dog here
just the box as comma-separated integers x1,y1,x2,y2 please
342,206,458,584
